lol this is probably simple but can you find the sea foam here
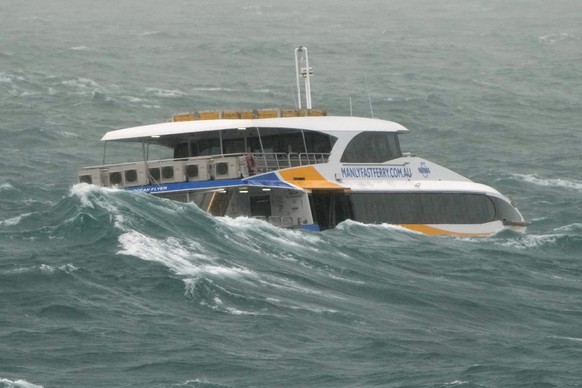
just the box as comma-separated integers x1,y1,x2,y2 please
117,230,254,281
512,174,582,192
0,378,44,388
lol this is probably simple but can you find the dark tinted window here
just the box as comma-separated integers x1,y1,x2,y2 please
490,196,522,223
175,128,337,156
351,193,496,224
174,143,189,158
341,132,402,163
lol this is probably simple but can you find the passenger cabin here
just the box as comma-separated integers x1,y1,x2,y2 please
78,110,407,189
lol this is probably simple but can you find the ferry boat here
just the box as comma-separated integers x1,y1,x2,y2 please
78,47,526,236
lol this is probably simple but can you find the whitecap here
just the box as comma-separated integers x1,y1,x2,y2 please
553,223,582,233
512,174,582,192
550,335,582,344
172,379,228,388
495,233,561,249
140,31,163,37
201,265,255,278
118,231,207,277
69,183,126,229
0,72,25,83
34,264,78,275
539,32,576,44
212,296,258,315
0,214,28,227
0,378,44,388
121,95,144,103
117,231,255,283
70,45,101,52
327,273,365,285
50,130,78,139
191,86,236,92
62,77,100,89
216,215,275,229
39,264,55,275
145,87,186,98
0,183,15,191
69,183,99,209
69,183,118,209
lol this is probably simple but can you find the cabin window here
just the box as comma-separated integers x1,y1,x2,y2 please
350,193,496,224
257,128,336,154
489,196,523,223
304,131,337,153
174,143,189,159
341,132,401,163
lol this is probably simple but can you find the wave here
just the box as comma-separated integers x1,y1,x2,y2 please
0,72,25,84
0,183,16,191
539,32,577,44
191,86,273,94
487,230,582,251
0,379,43,388
511,173,582,192
168,379,233,388
117,230,256,281
145,88,186,98
120,95,144,103
0,213,30,227
0,263,77,277
492,233,562,250
69,46,103,53
3,184,580,318
139,31,174,39
62,77,101,89
553,223,582,233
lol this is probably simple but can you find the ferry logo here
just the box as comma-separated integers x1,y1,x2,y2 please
418,162,431,178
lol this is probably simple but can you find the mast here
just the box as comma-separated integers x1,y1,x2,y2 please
294,46,314,111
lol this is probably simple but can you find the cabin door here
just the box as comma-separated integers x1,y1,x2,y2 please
309,190,353,230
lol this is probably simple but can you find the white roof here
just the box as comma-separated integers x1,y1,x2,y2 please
101,116,408,141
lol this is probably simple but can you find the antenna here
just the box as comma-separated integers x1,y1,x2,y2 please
349,97,353,116
364,74,374,118
294,46,313,110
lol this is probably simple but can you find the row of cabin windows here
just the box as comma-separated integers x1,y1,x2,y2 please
351,193,499,225
173,129,402,163
174,129,337,159
312,192,521,228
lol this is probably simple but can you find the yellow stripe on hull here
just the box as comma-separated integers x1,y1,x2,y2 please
399,224,494,237
279,166,344,190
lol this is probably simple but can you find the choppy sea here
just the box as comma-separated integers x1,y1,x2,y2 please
1,1,581,387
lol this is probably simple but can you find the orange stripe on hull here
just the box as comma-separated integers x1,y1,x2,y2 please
279,166,344,190
399,224,493,237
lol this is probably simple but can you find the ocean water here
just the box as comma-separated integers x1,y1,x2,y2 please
1,0,581,387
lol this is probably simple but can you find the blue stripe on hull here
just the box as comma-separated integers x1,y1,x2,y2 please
124,174,296,194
